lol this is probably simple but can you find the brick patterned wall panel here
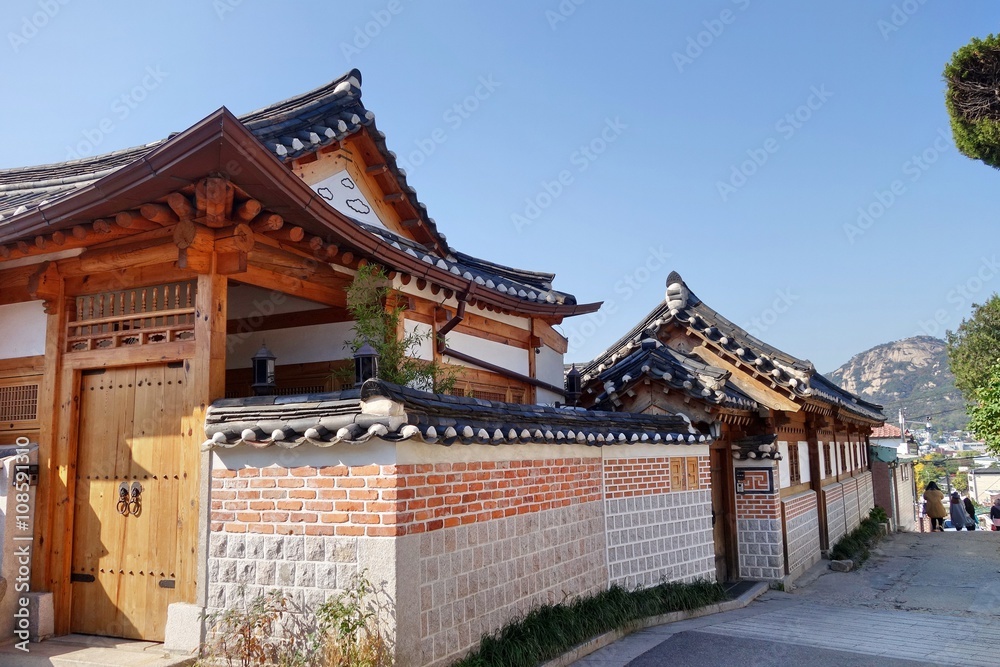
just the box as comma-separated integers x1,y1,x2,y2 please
605,489,714,589
844,478,861,533
824,483,846,547
417,500,607,667
782,491,820,578
857,471,874,518
734,465,783,580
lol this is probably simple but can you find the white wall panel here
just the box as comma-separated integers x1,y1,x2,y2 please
0,301,46,359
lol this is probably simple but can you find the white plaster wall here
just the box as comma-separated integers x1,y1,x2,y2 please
225,322,356,370
445,331,529,376
211,440,398,470
227,286,327,319
403,320,434,361
536,345,565,405
0,301,46,359
777,441,791,488
797,441,810,484
818,441,826,479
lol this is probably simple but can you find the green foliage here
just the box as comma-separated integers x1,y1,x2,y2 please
946,295,1000,403
944,34,1000,169
450,580,727,667
829,508,887,566
914,454,969,492
967,362,1000,457
199,572,392,667
345,263,459,393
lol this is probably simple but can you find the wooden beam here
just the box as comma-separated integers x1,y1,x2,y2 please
77,239,182,274
241,263,348,308
249,212,283,233
27,261,61,311
366,163,388,174
384,192,405,203
270,226,305,243
226,306,350,335
0,355,44,378
167,192,196,221
534,318,569,354
140,202,179,225
234,199,262,222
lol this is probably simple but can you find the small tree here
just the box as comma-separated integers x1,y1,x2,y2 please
946,295,1000,402
345,264,458,393
967,362,1000,457
944,34,1000,169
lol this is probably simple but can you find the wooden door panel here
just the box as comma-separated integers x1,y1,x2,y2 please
71,363,195,641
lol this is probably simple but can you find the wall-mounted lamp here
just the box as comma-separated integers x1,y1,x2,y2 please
354,343,379,387
251,343,277,396
565,364,581,407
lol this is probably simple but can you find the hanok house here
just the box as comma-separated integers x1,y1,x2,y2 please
575,272,885,583
0,70,719,666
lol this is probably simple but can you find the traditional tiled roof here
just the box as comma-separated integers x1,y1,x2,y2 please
0,70,583,310
731,434,781,460
581,272,884,423
204,379,712,449
360,222,574,305
583,339,758,412
870,423,903,439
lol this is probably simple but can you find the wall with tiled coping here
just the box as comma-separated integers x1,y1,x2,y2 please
208,441,712,667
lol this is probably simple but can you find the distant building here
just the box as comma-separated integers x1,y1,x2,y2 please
969,468,1000,505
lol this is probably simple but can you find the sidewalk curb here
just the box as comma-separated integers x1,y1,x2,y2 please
539,582,770,667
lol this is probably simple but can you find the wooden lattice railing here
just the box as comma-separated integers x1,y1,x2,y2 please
67,281,197,353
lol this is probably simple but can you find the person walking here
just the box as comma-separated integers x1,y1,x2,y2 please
950,491,967,531
963,496,978,530
991,496,1000,531
923,481,946,532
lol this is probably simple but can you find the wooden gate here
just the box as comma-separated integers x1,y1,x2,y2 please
70,364,198,641
710,447,734,582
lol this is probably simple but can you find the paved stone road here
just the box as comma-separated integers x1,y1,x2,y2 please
572,531,1000,667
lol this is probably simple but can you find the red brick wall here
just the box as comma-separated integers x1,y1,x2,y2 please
603,456,709,499
211,458,603,538
735,492,781,520
783,490,816,520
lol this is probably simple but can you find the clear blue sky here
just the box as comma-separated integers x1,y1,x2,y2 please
3,1,999,372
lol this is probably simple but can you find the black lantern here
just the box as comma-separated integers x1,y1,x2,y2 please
565,364,581,406
251,343,276,396
354,343,379,386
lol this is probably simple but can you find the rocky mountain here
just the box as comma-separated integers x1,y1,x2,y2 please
827,336,967,433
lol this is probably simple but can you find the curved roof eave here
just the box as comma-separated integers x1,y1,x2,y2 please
0,107,599,319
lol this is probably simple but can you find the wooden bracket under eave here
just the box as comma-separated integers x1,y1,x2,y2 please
214,223,254,275
27,261,62,313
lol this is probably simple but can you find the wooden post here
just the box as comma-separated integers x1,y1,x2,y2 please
33,283,74,631
189,262,228,608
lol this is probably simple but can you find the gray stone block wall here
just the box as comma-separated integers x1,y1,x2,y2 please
207,533,359,616
782,495,820,578
416,499,607,667
858,471,874,517
844,483,861,533
825,486,846,547
605,490,714,589
736,518,784,580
